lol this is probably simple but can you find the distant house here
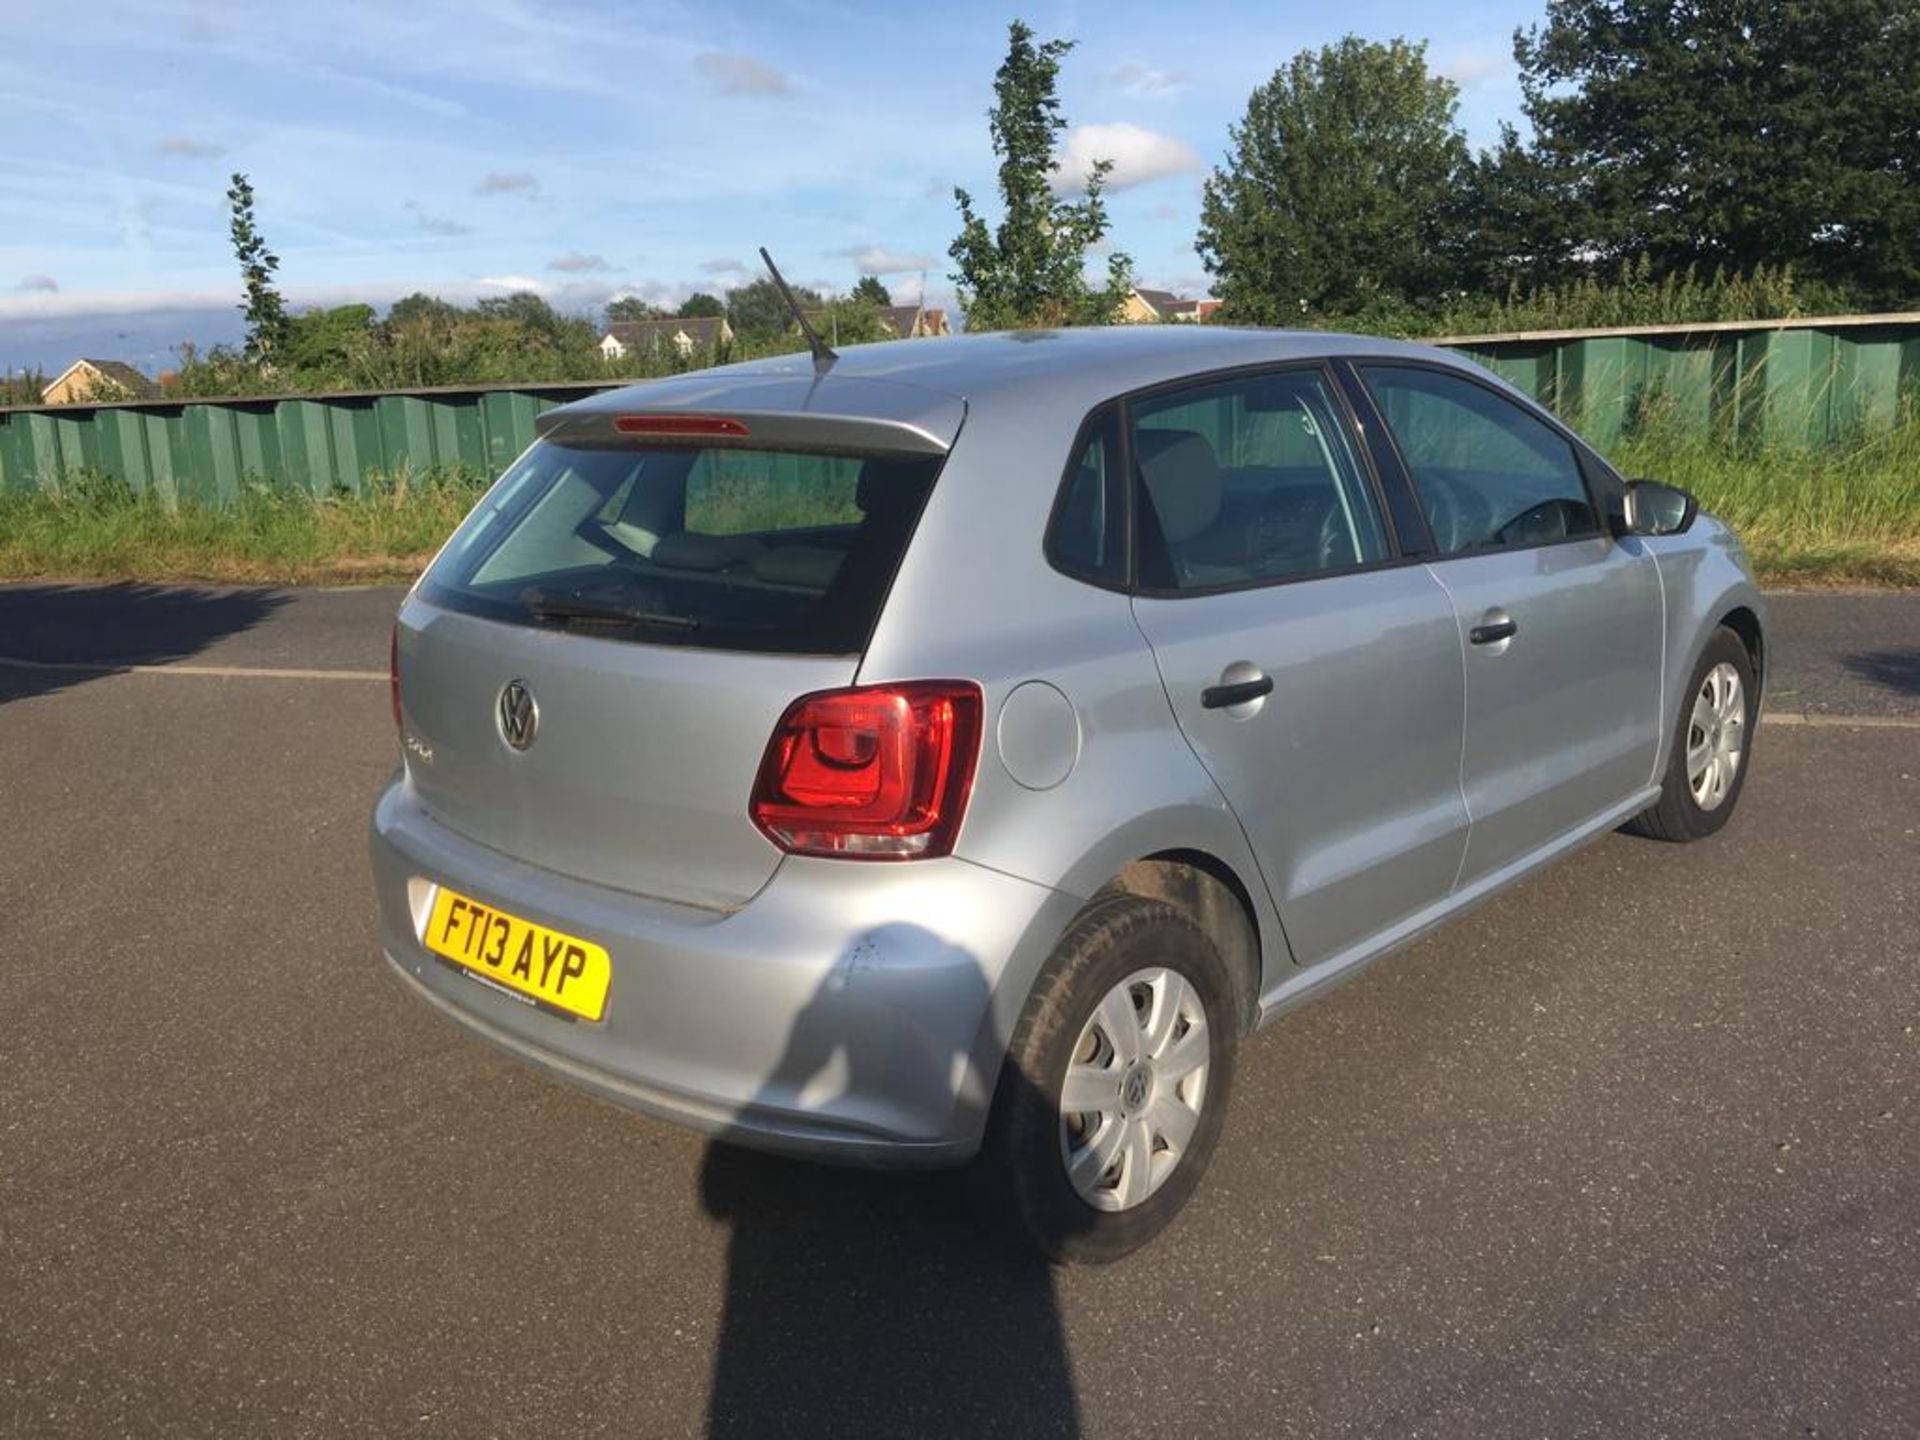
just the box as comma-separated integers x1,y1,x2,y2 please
601,316,733,362
800,305,953,340
41,358,161,405
1123,288,1222,324
878,304,952,338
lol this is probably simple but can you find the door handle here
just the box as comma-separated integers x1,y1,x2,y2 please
1201,674,1274,709
1469,614,1518,646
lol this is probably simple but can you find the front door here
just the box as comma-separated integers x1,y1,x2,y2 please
1124,364,1471,970
1353,362,1664,887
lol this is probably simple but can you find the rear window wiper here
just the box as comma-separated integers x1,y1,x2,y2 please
520,587,700,631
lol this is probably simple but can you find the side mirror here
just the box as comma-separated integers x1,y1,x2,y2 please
1620,479,1698,537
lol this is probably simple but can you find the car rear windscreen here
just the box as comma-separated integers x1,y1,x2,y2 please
418,440,944,654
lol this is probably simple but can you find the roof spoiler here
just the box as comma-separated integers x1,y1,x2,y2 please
535,373,965,457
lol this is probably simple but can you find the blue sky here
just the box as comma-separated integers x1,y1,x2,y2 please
1,0,1543,373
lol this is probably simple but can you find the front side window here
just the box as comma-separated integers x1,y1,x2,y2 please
419,440,941,654
1360,364,1600,554
1131,368,1388,591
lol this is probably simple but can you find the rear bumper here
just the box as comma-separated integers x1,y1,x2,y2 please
369,776,1079,1166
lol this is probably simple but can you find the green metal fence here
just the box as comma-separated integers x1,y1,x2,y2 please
3,313,1918,505
1441,312,1920,452
0,380,618,505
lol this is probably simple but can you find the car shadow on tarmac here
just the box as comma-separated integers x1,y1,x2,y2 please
700,927,1085,1440
1842,647,1920,699
0,581,286,705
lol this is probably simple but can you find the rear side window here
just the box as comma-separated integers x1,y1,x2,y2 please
1132,368,1388,591
1360,364,1600,554
420,440,942,654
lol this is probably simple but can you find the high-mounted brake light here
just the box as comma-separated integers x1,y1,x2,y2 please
613,414,752,438
749,682,983,860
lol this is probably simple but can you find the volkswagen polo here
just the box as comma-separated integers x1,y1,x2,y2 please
371,327,1765,1261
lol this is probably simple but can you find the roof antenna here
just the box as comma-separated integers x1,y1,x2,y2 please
759,246,836,375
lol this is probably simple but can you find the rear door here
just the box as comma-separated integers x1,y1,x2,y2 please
399,431,945,911
1123,364,1470,969
1349,361,1663,887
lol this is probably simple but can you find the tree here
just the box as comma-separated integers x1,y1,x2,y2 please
226,172,289,362
283,304,377,375
677,292,726,318
949,21,1132,329
849,275,892,307
1515,0,1920,305
386,293,461,330
1447,123,1578,298
1197,38,1469,326
605,295,660,323
726,276,823,336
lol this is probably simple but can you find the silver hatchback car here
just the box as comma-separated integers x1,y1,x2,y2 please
372,327,1765,1260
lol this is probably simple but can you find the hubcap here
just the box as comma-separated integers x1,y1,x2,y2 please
1686,661,1746,812
1059,967,1210,1212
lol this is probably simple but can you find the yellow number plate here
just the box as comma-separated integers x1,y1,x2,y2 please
423,886,611,1022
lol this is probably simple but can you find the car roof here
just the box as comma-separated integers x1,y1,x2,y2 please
560,326,1471,437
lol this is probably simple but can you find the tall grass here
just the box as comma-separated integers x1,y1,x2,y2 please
1610,417,1920,584
0,465,491,584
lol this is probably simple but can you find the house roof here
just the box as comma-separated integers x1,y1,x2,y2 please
48,358,161,399
1133,288,1204,318
605,317,728,347
876,305,949,336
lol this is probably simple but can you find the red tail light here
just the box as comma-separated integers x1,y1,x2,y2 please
389,622,403,737
750,681,983,860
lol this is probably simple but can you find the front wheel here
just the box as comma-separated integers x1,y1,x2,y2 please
968,896,1239,1264
1627,626,1757,842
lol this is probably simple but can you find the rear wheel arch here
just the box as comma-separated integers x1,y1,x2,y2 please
1097,851,1263,1033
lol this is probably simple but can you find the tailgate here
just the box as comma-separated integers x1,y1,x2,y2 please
397,599,856,911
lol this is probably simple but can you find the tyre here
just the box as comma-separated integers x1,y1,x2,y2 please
969,895,1239,1264
1626,626,1757,842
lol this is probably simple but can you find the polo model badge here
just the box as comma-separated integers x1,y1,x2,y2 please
497,679,539,751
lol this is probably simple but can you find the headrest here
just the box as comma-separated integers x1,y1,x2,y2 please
652,532,763,572
1135,428,1222,545
751,546,843,590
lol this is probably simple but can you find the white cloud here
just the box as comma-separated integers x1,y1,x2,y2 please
1439,42,1512,90
1106,62,1191,100
153,135,226,158
694,52,792,98
547,251,613,273
1054,123,1202,195
838,245,936,276
474,170,540,197
477,274,553,294
0,278,525,322
16,274,58,293
698,257,748,277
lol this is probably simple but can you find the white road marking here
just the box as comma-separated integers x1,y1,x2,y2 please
0,654,385,681
1763,711,1920,730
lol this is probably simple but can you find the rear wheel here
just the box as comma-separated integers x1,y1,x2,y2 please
1627,626,1757,842
969,896,1238,1264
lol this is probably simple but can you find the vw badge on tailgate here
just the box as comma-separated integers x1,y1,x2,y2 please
497,679,539,751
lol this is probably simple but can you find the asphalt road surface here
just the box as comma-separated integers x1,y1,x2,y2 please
1,583,1915,1439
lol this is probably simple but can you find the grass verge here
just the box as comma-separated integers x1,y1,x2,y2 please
1610,419,1920,588
0,469,490,586
0,434,1914,588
